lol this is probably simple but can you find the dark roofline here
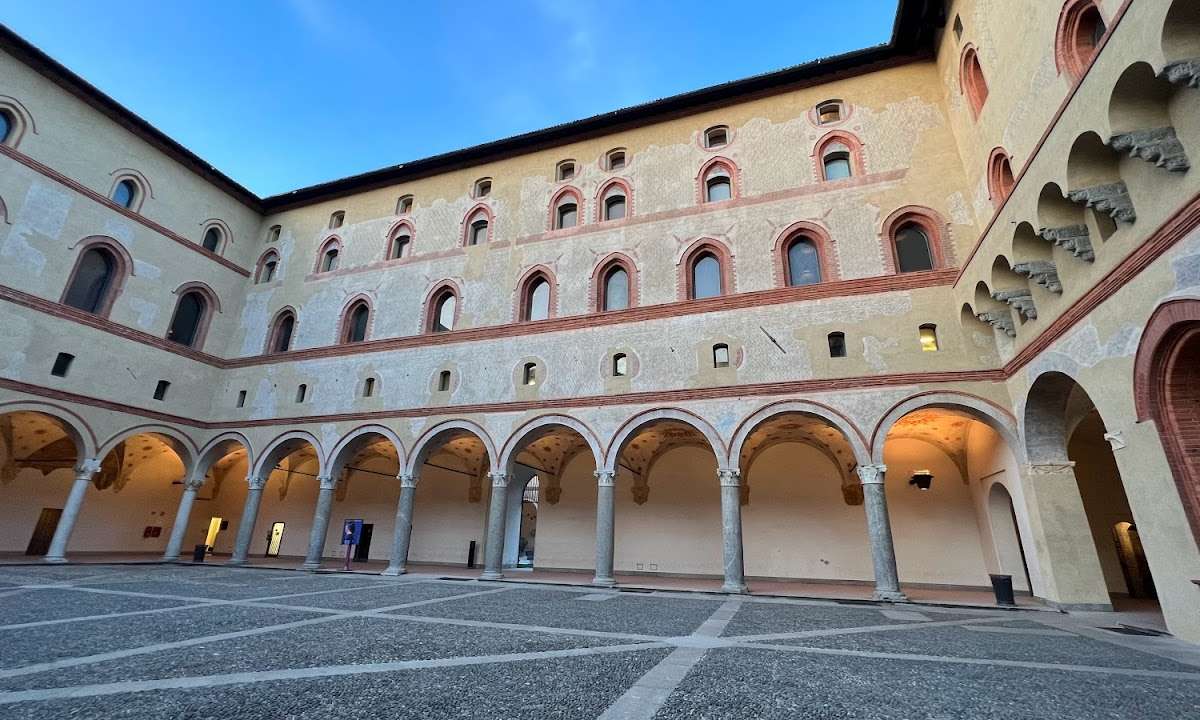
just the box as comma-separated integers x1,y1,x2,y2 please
0,1,942,215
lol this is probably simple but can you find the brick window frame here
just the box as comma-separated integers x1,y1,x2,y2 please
265,306,298,354
255,249,281,283
1055,0,1108,80
987,147,1016,209
59,235,133,319
515,265,558,322
772,220,838,287
812,130,867,181
678,237,735,301
386,219,415,260
166,281,221,350
595,178,633,223
547,186,584,232
590,252,640,312
959,44,989,120
423,280,463,333
695,156,741,205
461,204,495,246
314,236,343,274
337,294,374,344
880,205,950,274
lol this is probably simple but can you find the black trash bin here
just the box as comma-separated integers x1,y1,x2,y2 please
192,544,208,563
989,573,1015,606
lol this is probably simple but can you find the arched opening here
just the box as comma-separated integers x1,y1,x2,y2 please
111,178,139,210
959,45,988,118
201,226,222,253
987,149,1016,208
406,425,493,571
228,435,322,563
1066,132,1134,226
551,190,580,230
167,436,250,560
1162,0,1200,66
602,263,630,311
1107,62,1190,175
1056,0,1107,80
267,310,296,354
519,272,554,322
1024,372,1160,616
63,245,122,316
500,420,600,572
784,234,823,286
878,404,1035,603
893,223,935,273
427,286,459,333
166,291,209,348
607,414,724,581
0,411,85,557
597,180,630,222
341,300,371,344
688,250,725,300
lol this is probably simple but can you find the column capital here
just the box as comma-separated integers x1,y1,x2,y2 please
75,458,102,477
1025,461,1076,475
318,474,337,491
717,468,741,487
594,470,616,487
857,463,887,485
398,473,419,489
488,471,509,488
246,474,266,491
184,475,206,491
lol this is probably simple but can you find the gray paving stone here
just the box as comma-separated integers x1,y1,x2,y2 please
721,601,986,637
395,587,724,636
655,647,1200,719
0,588,190,625
0,648,672,720
0,604,323,672
267,580,479,610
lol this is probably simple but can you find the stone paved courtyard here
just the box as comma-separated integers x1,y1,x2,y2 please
0,565,1196,719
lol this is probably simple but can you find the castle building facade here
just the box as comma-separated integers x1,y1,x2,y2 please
3,0,1200,640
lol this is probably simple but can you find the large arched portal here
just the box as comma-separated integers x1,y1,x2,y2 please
225,432,322,565
390,421,495,577
603,410,734,589
498,416,602,578
0,410,87,557
162,434,251,561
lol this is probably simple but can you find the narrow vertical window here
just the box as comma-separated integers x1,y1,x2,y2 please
604,193,626,221
343,301,370,343
691,252,723,300
0,110,12,145
705,173,732,203
960,47,989,118
556,200,578,229
438,370,451,392
468,217,489,245
236,390,247,407
296,384,308,403
612,353,628,377
894,224,935,273
51,352,74,377
270,312,295,353
822,146,853,181
431,290,457,332
603,266,630,311
363,377,376,397
266,225,281,243
201,227,222,253
606,149,626,170
524,276,551,321
391,233,410,259
329,211,345,229
919,324,939,352
522,362,538,386
396,195,414,214
828,332,847,358
320,246,339,272
153,380,170,401
473,178,492,198
712,343,731,368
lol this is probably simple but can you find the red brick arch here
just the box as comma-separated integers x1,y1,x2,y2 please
1133,298,1200,544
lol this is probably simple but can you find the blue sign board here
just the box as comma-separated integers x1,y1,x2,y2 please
341,519,363,545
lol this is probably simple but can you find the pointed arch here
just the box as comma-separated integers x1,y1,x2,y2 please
462,203,494,246
60,236,133,319
1055,0,1108,80
423,279,463,333
337,293,374,344
166,281,220,350
515,265,557,322
107,169,153,212
696,156,740,204
198,218,233,255
813,129,866,181
881,205,949,274
0,94,36,148
590,251,639,312
385,219,414,260
314,236,342,274
772,220,837,287
595,177,633,222
547,185,583,231
255,249,281,283
987,148,1017,208
265,305,298,354
678,237,734,300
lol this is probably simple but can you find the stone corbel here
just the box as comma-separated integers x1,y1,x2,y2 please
1012,261,1063,293
1110,127,1190,173
1067,182,1136,224
1038,224,1094,262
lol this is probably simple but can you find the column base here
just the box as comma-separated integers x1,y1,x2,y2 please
301,561,322,571
721,581,749,594
591,575,616,588
225,558,248,567
42,556,68,565
381,566,406,577
479,570,504,581
872,589,908,602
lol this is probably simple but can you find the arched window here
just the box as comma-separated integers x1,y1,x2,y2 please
520,271,554,321
268,310,295,353
429,287,458,333
987,149,1016,208
960,46,989,118
522,362,538,386
598,180,630,222
317,239,340,273
822,144,853,181
0,110,12,145
551,189,581,230
691,252,723,299
257,250,280,283
1056,0,1107,79
329,211,345,229
603,265,630,311
894,224,935,273
111,179,138,209
341,300,370,343
396,195,414,214
464,208,491,246
705,170,732,203
704,126,729,148
166,291,208,348
63,246,120,315
201,227,222,253
388,222,413,260
556,160,576,181
612,353,628,377
605,148,627,171
785,236,823,286
712,343,731,368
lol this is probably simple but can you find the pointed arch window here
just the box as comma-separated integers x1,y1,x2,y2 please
691,252,723,299
317,239,341,273
785,236,823,286
960,46,989,119
341,300,371,344
603,265,630,311
62,243,127,317
464,208,491,246
166,290,210,348
598,180,630,222
551,189,581,230
883,207,945,274
519,270,555,322
428,286,459,333
987,148,1016,208
268,310,296,353
256,250,280,283
895,224,935,273
822,143,852,180
388,223,413,260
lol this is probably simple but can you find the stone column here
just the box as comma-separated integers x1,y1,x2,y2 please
44,459,101,564
162,475,205,561
302,475,338,570
480,471,508,580
593,470,617,587
228,475,266,566
858,463,906,601
383,473,418,576
718,468,748,593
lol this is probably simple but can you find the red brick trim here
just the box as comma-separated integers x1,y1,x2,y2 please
880,205,950,273
59,235,134,320
1132,298,1200,543
167,281,220,351
461,203,495,246
678,237,735,300
0,144,250,277
423,279,463,334
254,249,281,284
772,220,838,287
385,219,415,260
959,44,988,120
337,294,375,344
514,265,558,322
265,306,298,355
547,186,584,232
594,178,633,223
313,236,342,274
590,252,640,312
1055,0,1107,79
986,147,1016,209
812,129,867,180
695,156,741,205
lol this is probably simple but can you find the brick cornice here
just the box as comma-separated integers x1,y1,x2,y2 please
0,144,252,278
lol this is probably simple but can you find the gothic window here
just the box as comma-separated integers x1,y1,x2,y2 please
166,291,208,348
691,251,723,299
63,247,119,315
786,236,823,287
894,223,935,273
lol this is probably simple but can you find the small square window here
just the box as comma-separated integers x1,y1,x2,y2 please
919,324,939,352
828,332,847,358
266,225,281,243
606,149,626,171
329,211,345,229
397,195,413,214
816,100,843,125
522,363,538,386
713,344,730,368
51,352,74,377
557,161,576,181
153,380,170,401
612,353,628,377
474,179,492,198
236,390,247,408
704,126,728,148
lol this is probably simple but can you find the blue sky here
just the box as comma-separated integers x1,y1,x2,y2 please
1,1,898,197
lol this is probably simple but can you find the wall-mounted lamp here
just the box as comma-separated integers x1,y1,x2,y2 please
909,470,934,491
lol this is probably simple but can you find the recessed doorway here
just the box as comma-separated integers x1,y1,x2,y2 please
265,521,285,557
